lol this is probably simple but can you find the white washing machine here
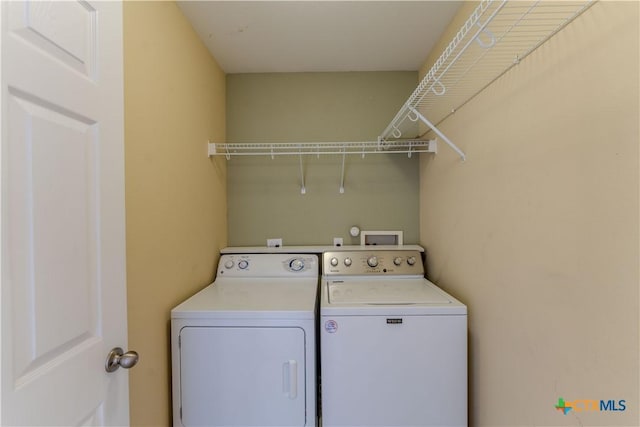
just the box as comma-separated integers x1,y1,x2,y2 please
171,253,318,427
320,250,467,427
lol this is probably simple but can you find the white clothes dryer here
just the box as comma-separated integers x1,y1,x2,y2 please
320,250,467,427
171,253,318,427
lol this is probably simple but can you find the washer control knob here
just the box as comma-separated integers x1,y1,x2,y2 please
238,260,249,270
367,256,378,268
407,256,417,266
393,257,402,266
224,259,235,269
330,257,339,267
344,258,352,267
289,258,305,271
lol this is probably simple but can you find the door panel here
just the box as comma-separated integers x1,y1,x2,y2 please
8,89,99,373
1,1,127,425
180,326,306,427
8,0,96,77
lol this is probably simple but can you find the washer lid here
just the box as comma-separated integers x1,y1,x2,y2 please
327,278,453,305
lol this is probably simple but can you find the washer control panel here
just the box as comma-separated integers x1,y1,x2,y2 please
323,250,423,276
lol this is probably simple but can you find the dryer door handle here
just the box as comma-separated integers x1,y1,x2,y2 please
282,360,298,399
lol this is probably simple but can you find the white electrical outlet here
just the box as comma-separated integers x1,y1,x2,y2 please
333,237,343,247
267,238,282,248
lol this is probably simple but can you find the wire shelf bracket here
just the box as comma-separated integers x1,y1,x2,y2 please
408,106,465,162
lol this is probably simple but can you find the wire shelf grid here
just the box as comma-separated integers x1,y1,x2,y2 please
379,0,595,158
208,140,436,159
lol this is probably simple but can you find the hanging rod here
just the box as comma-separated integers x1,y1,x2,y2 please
379,0,595,160
207,140,437,158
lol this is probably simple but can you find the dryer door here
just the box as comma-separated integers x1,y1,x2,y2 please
179,326,306,427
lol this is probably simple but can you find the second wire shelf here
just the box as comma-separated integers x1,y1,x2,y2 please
207,139,436,194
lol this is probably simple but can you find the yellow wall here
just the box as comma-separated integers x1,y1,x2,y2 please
123,2,227,425
418,2,638,426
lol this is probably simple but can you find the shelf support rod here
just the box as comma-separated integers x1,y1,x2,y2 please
299,151,306,194
339,148,346,194
408,106,466,161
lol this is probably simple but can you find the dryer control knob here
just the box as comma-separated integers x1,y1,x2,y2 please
224,259,235,269
238,260,249,269
330,257,339,267
393,257,402,266
407,256,417,266
367,256,378,268
344,257,352,267
289,258,305,271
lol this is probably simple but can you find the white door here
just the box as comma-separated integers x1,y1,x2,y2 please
0,1,131,425
179,327,307,427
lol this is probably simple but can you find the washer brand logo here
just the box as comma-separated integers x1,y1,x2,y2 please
555,397,627,415
386,318,403,324
324,320,338,333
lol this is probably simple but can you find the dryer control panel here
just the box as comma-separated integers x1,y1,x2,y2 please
218,254,318,277
323,250,424,276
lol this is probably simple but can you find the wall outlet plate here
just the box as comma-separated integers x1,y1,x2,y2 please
267,238,282,247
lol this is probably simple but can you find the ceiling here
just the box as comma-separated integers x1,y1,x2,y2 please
177,1,462,74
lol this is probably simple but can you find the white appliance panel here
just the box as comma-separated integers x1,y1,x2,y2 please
172,279,318,319
320,314,467,427
171,253,318,426
179,326,307,427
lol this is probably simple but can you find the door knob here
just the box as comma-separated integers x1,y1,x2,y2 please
105,347,139,373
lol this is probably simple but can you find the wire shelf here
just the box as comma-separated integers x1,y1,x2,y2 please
208,140,436,194
379,0,595,159
208,140,436,159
